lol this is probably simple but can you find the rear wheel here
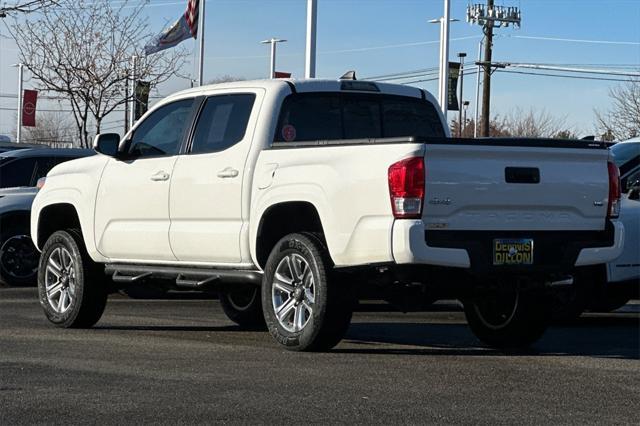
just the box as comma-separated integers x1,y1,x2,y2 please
220,285,265,328
37,229,107,328
262,233,353,351
463,284,550,348
0,224,39,287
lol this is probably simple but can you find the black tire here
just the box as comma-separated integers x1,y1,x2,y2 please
463,286,550,348
37,229,107,328
0,223,39,287
262,232,353,351
219,285,266,329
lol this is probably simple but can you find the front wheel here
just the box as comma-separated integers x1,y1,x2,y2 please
37,230,107,328
463,286,550,348
262,233,353,351
0,224,39,287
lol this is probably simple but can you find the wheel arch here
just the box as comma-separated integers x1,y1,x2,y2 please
253,201,328,269
36,203,83,250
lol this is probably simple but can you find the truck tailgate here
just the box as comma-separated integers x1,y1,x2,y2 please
423,141,611,231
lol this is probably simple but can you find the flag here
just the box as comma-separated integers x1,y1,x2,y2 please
145,0,199,55
22,90,38,127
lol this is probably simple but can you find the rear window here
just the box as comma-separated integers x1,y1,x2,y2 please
274,92,445,143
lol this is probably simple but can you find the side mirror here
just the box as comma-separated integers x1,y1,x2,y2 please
93,133,120,157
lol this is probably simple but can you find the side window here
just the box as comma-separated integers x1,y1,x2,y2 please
190,94,256,154
275,95,342,142
128,99,194,158
623,168,640,193
0,158,37,188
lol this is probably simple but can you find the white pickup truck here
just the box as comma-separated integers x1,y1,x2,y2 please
31,78,624,351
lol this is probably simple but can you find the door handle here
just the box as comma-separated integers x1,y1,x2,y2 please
150,171,170,181
217,167,239,178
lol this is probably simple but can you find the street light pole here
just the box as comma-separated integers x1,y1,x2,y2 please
260,38,287,79
11,63,24,143
429,5,458,119
457,52,467,137
305,0,317,78
474,37,483,138
129,55,137,130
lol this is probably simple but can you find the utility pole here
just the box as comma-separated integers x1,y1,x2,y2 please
260,38,287,79
481,11,493,137
467,2,521,136
305,0,317,78
13,63,24,143
457,52,466,137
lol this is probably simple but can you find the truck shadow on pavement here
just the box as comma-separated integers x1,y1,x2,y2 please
339,315,640,360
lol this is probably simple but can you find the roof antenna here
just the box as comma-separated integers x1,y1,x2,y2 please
340,70,357,80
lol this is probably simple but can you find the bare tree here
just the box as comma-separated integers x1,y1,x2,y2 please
0,0,58,17
11,0,188,147
595,78,640,141
21,112,75,147
452,110,576,139
498,107,570,138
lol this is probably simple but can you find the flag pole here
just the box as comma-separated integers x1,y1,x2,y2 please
197,0,205,86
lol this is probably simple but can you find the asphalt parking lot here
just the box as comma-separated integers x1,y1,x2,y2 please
1,287,638,425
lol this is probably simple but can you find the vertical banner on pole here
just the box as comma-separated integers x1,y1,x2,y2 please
134,81,151,120
447,62,460,111
22,90,38,127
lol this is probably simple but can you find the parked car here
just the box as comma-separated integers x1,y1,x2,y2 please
0,148,93,286
0,142,45,153
31,78,623,350
596,137,640,310
553,137,639,318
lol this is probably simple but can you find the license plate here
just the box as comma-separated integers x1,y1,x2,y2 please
493,238,534,265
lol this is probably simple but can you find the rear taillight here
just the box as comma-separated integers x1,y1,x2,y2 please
607,161,621,219
388,157,425,219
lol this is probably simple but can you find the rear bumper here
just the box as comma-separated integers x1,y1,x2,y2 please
391,220,624,273
575,221,625,266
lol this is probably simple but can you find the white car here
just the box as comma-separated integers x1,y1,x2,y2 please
30,78,624,350
598,138,640,310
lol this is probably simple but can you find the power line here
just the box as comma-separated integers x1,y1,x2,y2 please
505,63,640,77
495,69,633,83
510,35,640,46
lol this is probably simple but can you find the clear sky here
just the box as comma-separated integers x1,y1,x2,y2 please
1,0,639,139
